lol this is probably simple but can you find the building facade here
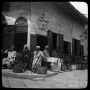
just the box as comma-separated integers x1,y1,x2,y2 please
2,2,88,56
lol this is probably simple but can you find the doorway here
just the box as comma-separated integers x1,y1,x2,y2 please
64,41,71,54
72,38,80,56
64,41,68,54
14,32,27,51
37,34,47,51
80,45,84,56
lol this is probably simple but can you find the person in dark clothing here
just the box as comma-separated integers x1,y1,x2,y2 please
51,48,58,57
22,44,32,70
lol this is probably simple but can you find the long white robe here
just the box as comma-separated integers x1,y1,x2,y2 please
2,51,16,66
32,50,43,69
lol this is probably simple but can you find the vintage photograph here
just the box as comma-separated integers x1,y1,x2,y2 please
2,2,88,89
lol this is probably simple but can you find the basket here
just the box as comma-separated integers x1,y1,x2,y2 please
35,66,47,74
13,63,27,73
50,63,59,72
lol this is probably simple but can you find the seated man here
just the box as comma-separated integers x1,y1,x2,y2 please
2,46,16,69
32,46,43,71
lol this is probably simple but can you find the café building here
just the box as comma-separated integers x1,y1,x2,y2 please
2,2,88,56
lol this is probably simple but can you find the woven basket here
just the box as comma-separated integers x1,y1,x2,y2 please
35,66,47,74
13,63,26,73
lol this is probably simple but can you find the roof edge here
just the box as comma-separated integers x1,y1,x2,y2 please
68,2,88,22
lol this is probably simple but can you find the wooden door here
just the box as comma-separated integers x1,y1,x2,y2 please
30,34,37,52
47,30,53,55
77,40,80,55
58,34,64,54
5,25,15,49
80,45,84,56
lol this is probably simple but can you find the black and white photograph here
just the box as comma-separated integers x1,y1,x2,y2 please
2,1,88,89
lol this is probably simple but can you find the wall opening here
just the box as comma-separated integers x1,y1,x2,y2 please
72,39,80,56
74,39,77,55
64,41,71,55
64,41,68,54
14,32,27,51
37,34,47,51
52,32,57,49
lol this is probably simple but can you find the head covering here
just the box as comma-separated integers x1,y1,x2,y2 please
36,46,40,48
23,44,28,50
45,45,49,49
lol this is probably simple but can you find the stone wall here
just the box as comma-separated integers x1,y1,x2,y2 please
2,2,87,55
30,2,85,42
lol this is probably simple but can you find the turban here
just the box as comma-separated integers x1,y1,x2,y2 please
23,44,28,50
45,45,49,49
36,46,40,48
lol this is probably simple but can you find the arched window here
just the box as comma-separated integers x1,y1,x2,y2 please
15,17,28,26
14,17,28,51
15,17,28,33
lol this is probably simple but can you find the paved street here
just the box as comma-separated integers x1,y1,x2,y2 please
2,70,88,88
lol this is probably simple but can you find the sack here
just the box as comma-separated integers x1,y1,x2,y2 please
35,66,47,74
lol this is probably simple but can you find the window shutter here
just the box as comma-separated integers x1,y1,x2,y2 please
30,34,37,52
47,30,53,55
58,34,64,54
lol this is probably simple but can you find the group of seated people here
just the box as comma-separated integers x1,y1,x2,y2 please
2,44,62,72
2,46,16,69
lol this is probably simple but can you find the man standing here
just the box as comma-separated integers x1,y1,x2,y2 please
42,45,50,69
32,46,43,70
43,45,50,60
